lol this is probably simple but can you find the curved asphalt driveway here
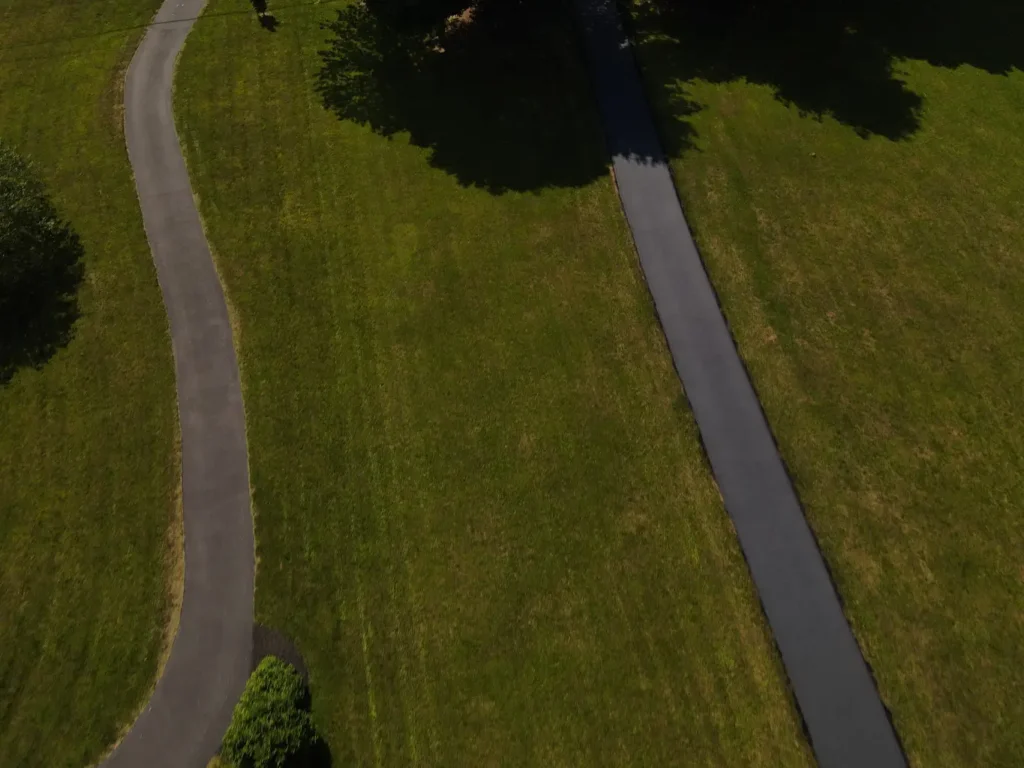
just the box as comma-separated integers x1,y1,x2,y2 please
103,0,254,766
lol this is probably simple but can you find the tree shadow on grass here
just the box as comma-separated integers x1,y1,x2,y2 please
316,0,616,193
630,0,1024,143
0,247,83,386
315,0,1022,189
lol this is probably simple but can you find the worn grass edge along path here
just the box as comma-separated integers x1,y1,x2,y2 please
571,0,905,766
0,0,183,764
173,0,820,764
104,0,254,765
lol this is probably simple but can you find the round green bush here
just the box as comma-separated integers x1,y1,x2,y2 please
220,657,321,768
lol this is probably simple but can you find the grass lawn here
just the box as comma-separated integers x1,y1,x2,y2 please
0,0,178,765
628,1,1024,765
176,0,812,764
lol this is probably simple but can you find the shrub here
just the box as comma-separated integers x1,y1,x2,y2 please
220,657,322,768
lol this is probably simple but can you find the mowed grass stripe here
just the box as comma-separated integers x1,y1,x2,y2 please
628,1,1024,765
176,1,813,764
0,0,177,765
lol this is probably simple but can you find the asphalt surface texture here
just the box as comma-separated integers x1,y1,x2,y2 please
103,0,254,765
572,0,908,766
103,0,906,763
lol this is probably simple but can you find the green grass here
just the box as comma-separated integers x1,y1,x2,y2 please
629,1,1024,765
176,1,812,764
0,0,178,765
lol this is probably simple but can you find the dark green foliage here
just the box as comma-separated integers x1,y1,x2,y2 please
0,140,82,316
220,657,322,768
364,0,472,30
0,140,84,380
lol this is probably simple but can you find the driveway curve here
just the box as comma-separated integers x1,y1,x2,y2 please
103,0,254,766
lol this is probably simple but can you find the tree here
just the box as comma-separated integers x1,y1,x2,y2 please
0,142,82,314
0,140,84,380
364,0,474,29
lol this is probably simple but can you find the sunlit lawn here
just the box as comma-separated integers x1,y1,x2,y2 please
0,0,178,765
176,1,813,764
630,0,1024,764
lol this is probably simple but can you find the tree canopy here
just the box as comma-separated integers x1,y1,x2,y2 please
364,0,474,29
0,142,82,313
0,140,84,379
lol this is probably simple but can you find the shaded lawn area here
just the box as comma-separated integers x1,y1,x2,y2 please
628,0,1024,765
176,0,812,764
0,0,178,765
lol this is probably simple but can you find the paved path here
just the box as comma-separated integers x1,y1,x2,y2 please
104,0,254,765
573,1,907,766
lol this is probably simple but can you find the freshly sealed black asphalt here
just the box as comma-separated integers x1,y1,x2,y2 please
103,0,254,765
573,0,907,766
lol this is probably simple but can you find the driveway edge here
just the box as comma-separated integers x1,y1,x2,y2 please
103,1,254,765
572,1,907,766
